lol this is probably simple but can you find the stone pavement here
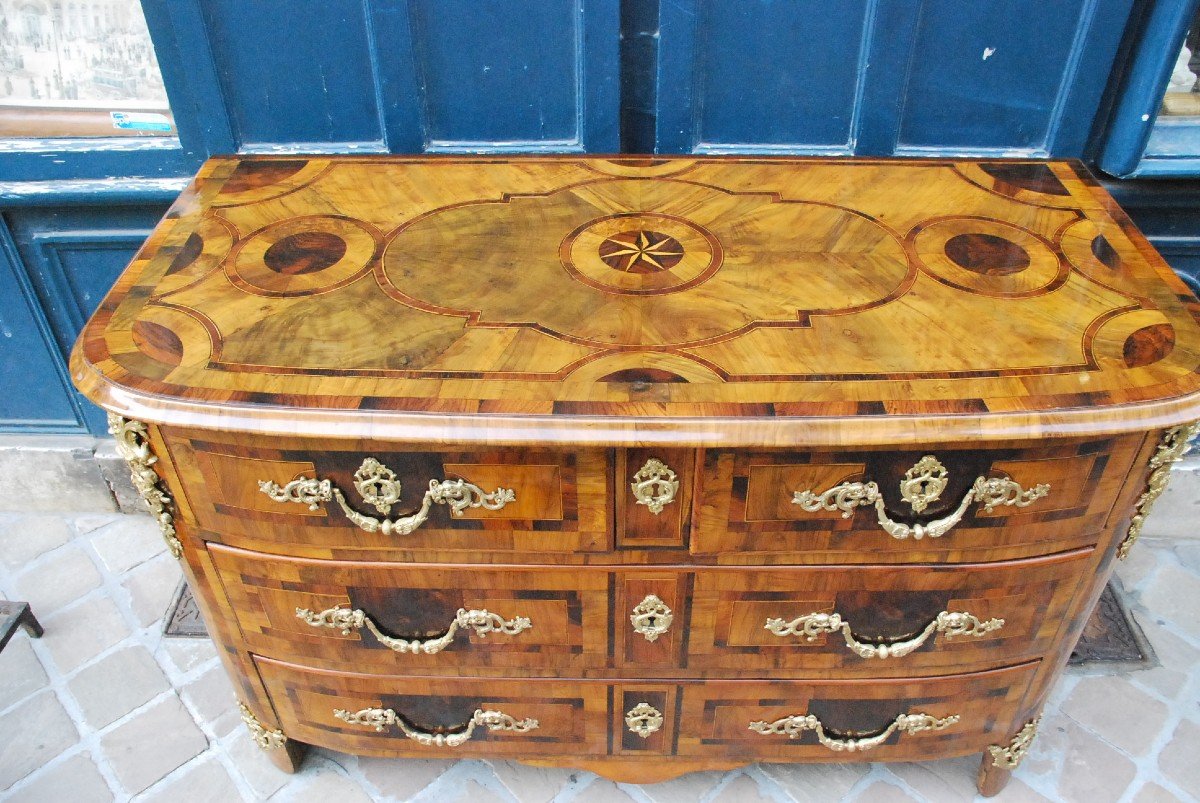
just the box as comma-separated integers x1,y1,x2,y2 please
0,452,1197,802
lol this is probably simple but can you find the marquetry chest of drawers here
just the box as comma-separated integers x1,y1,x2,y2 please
72,155,1200,796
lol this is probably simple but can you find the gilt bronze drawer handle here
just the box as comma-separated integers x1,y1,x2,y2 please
749,711,959,752
258,457,516,536
630,594,674,642
631,457,679,515
764,609,1004,659
296,605,532,654
333,706,538,746
792,455,1050,540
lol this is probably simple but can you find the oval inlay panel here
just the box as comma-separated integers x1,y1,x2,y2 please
132,320,184,367
263,232,348,275
1090,235,1121,270
1122,323,1176,368
944,233,1031,276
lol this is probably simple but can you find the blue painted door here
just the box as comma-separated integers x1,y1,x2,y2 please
654,0,1135,157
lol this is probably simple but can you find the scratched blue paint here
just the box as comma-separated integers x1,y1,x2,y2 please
898,2,1088,150
411,1,580,143
658,0,1134,157
199,1,383,147
693,0,869,148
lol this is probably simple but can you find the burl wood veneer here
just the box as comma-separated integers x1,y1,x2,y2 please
71,156,1200,794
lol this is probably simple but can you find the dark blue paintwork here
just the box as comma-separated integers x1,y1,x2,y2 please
4,207,167,433
657,0,1133,156
199,2,385,148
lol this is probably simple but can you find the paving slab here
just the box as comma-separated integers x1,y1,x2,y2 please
11,544,102,613
5,751,114,803
0,691,79,790
0,636,47,711
40,595,130,673
67,646,170,729
140,757,246,802
98,695,208,794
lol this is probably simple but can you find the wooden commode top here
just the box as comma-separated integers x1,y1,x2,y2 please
72,156,1200,445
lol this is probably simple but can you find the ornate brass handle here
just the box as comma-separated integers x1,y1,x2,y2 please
764,609,1004,659
296,605,531,654
792,455,1049,540
631,458,679,515
749,711,959,752
259,457,516,535
333,706,538,746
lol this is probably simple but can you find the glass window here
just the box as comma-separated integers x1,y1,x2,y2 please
1162,9,1200,117
0,0,175,137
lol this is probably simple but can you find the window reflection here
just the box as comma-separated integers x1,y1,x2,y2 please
1162,11,1200,117
0,0,174,137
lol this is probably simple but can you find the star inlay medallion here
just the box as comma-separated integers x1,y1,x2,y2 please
598,230,685,273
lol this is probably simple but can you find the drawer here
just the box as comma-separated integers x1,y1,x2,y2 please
675,662,1037,761
694,436,1144,563
254,657,1036,764
214,545,1084,679
210,545,609,675
162,430,612,557
256,657,609,759
680,549,1088,677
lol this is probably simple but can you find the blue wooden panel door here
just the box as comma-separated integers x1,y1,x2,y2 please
655,0,1134,156
165,0,619,153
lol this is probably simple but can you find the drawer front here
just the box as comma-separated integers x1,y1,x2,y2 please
211,546,609,675
255,657,1035,762
256,658,609,759
681,550,1088,677
216,545,1084,679
675,662,1037,761
163,431,611,557
694,436,1143,563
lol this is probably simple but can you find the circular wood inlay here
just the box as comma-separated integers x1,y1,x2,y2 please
598,231,684,273
263,232,348,275
1123,323,1175,368
944,233,1031,276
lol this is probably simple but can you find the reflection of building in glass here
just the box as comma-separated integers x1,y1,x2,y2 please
0,0,167,105
1163,10,1200,116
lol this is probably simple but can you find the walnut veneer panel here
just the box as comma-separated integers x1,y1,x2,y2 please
213,544,1081,680
683,550,1087,677
211,545,609,676
72,157,1200,446
162,430,611,557
695,436,1142,563
255,656,1035,763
